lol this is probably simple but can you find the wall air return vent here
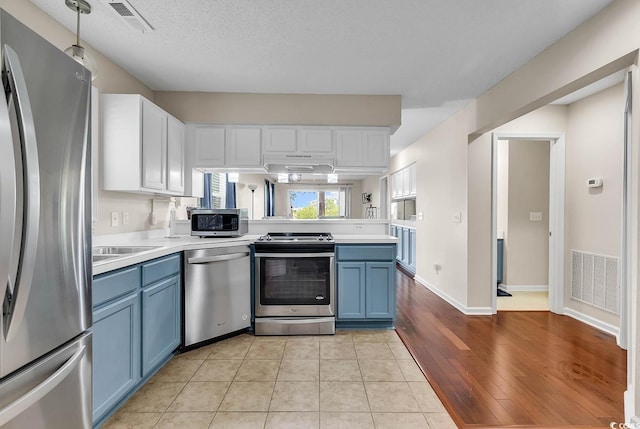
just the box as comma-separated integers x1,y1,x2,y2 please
570,249,619,314
104,0,154,32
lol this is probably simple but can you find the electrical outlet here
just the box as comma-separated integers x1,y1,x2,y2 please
530,212,543,221
122,212,129,225
111,211,119,227
418,212,423,221
452,212,462,223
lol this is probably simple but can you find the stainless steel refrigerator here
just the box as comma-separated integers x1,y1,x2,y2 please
0,10,92,428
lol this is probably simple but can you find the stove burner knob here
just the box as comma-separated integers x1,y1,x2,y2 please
266,236,272,241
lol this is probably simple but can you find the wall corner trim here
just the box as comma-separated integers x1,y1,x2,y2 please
414,275,493,316
563,307,620,342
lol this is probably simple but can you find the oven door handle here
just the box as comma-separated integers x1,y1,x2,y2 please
254,253,335,258
187,252,249,264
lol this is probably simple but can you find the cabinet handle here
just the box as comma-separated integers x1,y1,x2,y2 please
187,252,249,264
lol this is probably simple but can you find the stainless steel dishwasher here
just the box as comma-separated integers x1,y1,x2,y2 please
184,245,251,347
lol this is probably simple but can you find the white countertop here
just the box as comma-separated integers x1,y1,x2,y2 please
92,231,398,276
391,220,417,228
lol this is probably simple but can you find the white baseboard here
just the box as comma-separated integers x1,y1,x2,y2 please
414,275,493,316
625,388,636,424
502,284,549,292
563,307,620,342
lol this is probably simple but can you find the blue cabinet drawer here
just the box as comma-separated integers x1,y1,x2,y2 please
93,266,140,308
336,245,395,261
141,254,181,286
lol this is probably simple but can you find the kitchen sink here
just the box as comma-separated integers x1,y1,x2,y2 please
92,254,120,262
92,246,162,263
93,246,160,255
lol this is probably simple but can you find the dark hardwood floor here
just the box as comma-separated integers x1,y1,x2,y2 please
394,269,626,428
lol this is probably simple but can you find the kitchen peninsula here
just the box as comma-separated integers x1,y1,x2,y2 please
91,219,397,427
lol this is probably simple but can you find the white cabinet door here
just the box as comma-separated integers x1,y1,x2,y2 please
401,168,410,197
391,172,400,199
166,116,185,194
227,126,262,167
263,127,297,153
409,164,417,196
141,99,167,191
299,128,333,153
362,129,389,167
335,129,363,167
193,126,225,167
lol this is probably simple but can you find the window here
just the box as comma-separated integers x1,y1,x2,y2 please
200,172,227,209
289,187,350,219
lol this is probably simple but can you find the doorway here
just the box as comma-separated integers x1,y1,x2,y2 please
496,139,551,311
491,133,565,315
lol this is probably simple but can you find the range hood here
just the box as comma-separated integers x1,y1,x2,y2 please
263,154,334,174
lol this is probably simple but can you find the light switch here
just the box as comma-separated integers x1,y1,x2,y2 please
530,212,543,221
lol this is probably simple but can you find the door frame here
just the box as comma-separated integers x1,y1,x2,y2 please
490,132,565,315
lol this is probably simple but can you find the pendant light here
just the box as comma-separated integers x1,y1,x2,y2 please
64,0,98,81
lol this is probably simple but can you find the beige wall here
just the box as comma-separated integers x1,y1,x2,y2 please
505,140,550,286
361,175,384,219
564,83,624,326
391,102,474,308
154,92,401,127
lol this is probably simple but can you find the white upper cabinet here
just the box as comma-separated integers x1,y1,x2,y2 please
362,129,390,167
263,127,297,153
392,163,416,199
192,125,226,167
401,167,410,196
186,124,390,172
102,94,184,196
141,100,166,191
409,163,417,195
226,126,262,167
262,126,333,156
335,129,362,167
299,128,333,153
166,116,185,194
190,125,261,168
335,127,389,168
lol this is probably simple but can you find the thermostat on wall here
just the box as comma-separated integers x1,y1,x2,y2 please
587,177,603,188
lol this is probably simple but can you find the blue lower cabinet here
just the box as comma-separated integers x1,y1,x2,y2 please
92,253,181,427
92,292,140,423
337,262,366,319
365,262,396,319
142,274,181,376
336,245,396,326
409,229,417,273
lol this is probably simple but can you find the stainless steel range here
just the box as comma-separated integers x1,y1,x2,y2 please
254,232,335,335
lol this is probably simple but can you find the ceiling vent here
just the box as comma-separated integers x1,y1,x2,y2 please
104,0,154,33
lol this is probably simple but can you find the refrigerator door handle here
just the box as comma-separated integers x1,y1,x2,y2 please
0,52,17,313
0,346,85,426
2,45,41,342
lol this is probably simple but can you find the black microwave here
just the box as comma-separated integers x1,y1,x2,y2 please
190,208,249,237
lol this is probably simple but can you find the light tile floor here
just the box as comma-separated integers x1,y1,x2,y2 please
103,330,457,429
497,291,549,311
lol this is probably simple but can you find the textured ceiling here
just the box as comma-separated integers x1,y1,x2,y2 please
32,0,612,154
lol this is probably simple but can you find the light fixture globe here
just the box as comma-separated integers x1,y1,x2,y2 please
64,44,98,80
65,0,98,81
